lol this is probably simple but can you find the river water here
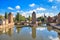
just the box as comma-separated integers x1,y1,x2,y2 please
0,25,60,40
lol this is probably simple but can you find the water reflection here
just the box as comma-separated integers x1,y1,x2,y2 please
53,28,60,40
6,28,13,36
0,25,60,40
32,27,36,39
47,26,60,40
15,25,22,34
47,26,53,31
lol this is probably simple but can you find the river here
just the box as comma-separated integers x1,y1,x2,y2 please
0,25,60,40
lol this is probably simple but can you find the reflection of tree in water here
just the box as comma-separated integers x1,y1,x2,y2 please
47,26,53,31
32,27,36,39
16,27,21,34
15,25,22,34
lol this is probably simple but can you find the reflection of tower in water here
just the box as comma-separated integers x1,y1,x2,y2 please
47,26,53,31
32,27,36,39
5,25,14,36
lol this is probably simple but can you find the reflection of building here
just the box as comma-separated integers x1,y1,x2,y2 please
32,11,36,24
8,12,13,23
6,28,13,36
32,27,36,39
53,28,60,39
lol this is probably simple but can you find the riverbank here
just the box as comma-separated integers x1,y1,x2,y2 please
49,23,60,30
0,23,14,31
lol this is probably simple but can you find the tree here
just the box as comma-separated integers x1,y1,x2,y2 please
0,15,4,19
15,12,20,22
20,16,25,21
37,17,45,23
5,12,8,19
37,17,42,21
15,12,26,22
41,17,44,22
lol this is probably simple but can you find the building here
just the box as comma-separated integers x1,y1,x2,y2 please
5,19,8,25
0,19,5,25
47,16,53,23
57,12,60,24
8,12,13,23
32,11,36,24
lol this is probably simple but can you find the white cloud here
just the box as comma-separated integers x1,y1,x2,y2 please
52,6,57,9
16,5,20,9
8,7,14,10
29,3,35,7
49,0,60,2
36,13,44,18
45,13,55,17
21,12,27,17
36,27,46,31
49,36,59,40
20,7,46,18
36,12,54,18
56,0,60,2
11,12,16,17
49,0,53,2
17,11,54,18
36,7,46,11
0,13,4,16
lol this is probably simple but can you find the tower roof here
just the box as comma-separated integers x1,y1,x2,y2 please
58,12,60,15
8,12,12,15
32,11,36,14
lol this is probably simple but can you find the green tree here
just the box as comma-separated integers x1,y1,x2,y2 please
19,15,25,21
15,12,26,22
5,12,8,19
0,15,4,19
41,17,44,22
28,15,30,22
37,17,42,21
15,12,20,22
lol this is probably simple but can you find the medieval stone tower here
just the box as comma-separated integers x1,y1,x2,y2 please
8,12,13,23
32,11,36,24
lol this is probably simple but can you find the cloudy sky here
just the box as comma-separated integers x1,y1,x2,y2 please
0,0,60,17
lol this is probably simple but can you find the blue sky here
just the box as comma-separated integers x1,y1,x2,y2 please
0,0,60,17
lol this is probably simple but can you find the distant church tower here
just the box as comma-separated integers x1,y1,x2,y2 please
8,12,13,23
32,11,36,24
